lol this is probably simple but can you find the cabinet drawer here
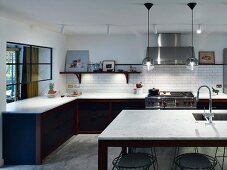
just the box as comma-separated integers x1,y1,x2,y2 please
79,110,109,131
79,102,109,111
42,107,74,130
111,100,145,119
112,101,145,110
197,100,227,110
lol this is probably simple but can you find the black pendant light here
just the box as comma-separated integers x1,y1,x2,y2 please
186,2,198,70
142,2,154,71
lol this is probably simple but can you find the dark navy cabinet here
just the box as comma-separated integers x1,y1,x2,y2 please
77,100,111,133
77,99,145,133
197,99,227,110
3,114,38,164
111,99,145,119
3,100,76,165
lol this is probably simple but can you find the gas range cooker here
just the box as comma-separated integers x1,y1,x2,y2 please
145,91,196,109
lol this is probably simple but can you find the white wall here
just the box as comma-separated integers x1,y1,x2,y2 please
183,33,227,64
0,17,6,167
65,33,227,94
0,17,66,165
66,34,147,64
66,33,227,64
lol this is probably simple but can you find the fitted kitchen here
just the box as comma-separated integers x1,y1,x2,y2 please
2,0,227,170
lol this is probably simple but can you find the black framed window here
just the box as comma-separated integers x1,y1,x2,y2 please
6,42,52,103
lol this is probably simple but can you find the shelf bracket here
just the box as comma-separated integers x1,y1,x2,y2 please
75,73,82,84
124,73,129,84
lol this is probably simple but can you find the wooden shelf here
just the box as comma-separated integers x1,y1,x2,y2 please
59,71,141,84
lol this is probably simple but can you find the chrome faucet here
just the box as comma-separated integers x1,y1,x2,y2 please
197,85,213,123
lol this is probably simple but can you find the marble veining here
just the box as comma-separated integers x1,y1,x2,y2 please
99,110,227,140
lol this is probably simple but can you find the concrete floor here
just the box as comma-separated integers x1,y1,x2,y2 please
1,134,227,170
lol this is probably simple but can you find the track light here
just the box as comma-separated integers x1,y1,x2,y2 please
60,24,65,34
106,24,110,35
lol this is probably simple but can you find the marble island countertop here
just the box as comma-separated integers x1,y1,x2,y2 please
99,110,227,140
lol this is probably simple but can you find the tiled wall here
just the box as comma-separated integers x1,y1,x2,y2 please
66,65,223,94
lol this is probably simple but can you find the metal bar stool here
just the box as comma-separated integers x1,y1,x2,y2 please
112,147,158,170
215,147,227,169
173,147,218,170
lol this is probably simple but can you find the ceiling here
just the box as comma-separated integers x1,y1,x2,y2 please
1,0,227,35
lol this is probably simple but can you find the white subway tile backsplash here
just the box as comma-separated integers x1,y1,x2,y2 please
65,65,223,94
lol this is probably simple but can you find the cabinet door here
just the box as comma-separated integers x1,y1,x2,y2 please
111,100,145,119
197,100,227,110
41,102,75,158
78,101,110,132
3,114,38,165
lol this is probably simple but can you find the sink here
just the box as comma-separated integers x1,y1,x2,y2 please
193,113,227,121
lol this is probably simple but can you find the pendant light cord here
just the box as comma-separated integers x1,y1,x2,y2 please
192,7,194,58
188,2,197,59
148,8,150,59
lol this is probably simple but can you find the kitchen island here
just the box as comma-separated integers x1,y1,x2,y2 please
98,110,227,170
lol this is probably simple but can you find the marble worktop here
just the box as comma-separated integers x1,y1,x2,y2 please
5,92,227,114
78,92,227,99
5,96,77,114
5,93,146,114
77,92,147,99
99,110,227,140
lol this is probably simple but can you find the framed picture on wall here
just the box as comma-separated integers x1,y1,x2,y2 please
102,60,115,72
65,50,89,72
199,51,215,64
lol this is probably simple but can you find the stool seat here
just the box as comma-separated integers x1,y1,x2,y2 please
174,153,217,169
112,153,155,169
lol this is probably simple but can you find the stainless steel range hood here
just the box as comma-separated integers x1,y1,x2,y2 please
147,33,194,65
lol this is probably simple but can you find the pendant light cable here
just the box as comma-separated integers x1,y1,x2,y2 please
186,2,198,70
192,4,194,57
142,3,154,71
147,4,150,59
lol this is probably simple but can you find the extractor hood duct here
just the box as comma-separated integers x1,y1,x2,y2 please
146,33,194,65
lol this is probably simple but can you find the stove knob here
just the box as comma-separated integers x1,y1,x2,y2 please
147,99,151,105
163,101,167,107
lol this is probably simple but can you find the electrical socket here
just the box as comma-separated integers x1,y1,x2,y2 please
74,84,80,88
216,84,222,88
67,84,74,88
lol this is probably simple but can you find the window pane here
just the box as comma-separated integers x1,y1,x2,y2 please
6,51,16,64
38,47,51,63
32,64,51,81
6,62,16,85
6,84,21,103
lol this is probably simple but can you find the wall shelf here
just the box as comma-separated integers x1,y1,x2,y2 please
59,71,141,84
